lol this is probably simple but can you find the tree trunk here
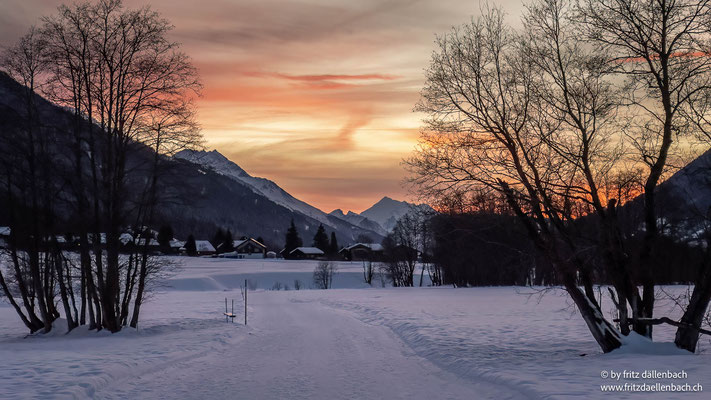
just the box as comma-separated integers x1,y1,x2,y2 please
674,249,711,352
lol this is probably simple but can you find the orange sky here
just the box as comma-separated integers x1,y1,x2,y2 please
1,0,524,213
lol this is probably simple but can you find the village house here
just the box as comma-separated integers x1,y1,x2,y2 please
283,246,325,260
192,240,216,256
218,238,267,259
339,243,384,261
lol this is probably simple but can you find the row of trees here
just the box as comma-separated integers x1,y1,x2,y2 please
0,0,201,334
283,220,339,258
407,0,711,353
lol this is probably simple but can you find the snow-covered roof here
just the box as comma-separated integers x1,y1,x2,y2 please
120,233,134,245
195,240,216,252
234,238,266,249
137,238,160,247
346,243,384,252
291,247,324,255
170,239,185,248
0,227,11,236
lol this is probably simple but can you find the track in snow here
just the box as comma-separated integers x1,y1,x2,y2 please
100,291,526,400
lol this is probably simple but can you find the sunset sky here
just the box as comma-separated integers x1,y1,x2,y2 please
1,0,523,213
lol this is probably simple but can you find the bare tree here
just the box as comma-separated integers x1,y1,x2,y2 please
407,0,711,352
408,3,624,352
577,0,711,350
313,261,337,289
0,0,201,334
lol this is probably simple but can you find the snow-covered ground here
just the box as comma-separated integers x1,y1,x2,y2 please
1,257,710,399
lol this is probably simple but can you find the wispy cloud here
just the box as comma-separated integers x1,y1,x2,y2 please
0,0,503,212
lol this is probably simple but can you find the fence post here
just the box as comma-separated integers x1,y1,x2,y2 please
244,279,248,325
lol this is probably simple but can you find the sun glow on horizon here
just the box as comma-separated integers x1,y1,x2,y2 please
0,0,526,212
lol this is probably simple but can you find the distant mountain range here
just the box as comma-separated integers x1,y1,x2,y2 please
174,149,433,240
0,71,429,250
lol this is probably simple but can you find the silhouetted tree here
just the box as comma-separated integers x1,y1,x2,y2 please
312,224,329,253
407,0,711,352
157,225,174,252
284,219,303,258
329,232,339,258
185,235,197,257
211,228,226,251
221,230,235,253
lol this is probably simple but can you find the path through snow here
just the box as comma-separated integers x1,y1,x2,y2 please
99,291,526,400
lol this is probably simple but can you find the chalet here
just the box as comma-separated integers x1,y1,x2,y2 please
287,247,325,260
169,239,185,253
192,240,216,256
218,238,267,259
339,243,384,261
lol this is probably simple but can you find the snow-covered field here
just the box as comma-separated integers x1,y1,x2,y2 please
1,257,710,399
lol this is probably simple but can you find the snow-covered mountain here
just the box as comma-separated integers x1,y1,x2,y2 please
329,209,388,236
175,149,332,226
329,197,435,234
174,150,434,238
359,196,434,232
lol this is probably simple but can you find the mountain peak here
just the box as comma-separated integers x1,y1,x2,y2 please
360,196,433,232
329,209,345,217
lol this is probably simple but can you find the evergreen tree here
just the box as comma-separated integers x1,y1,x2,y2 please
211,228,226,249
222,230,235,253
157,225,174,252
312,224,329,253
284,219,303,257
185,235,197,256
329,232,339,256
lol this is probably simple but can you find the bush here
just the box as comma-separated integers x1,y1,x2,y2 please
313,261,337,289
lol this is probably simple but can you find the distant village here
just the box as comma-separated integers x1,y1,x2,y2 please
0,221,395,262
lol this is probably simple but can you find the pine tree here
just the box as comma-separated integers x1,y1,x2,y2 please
157,225,174,252
185,235,197,256
312,224,329,253
329,232,339,257
284,219,303,257
211,228,226,250
222,230,235,253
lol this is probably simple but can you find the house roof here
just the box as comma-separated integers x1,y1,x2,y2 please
170,239,185,248
119,233,134,245
195,240,216,252
137,238,160,247
291,247,324,255
234,238,267,249
345,243,384,252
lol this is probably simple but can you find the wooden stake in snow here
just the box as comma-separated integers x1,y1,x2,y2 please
244,279,248,326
